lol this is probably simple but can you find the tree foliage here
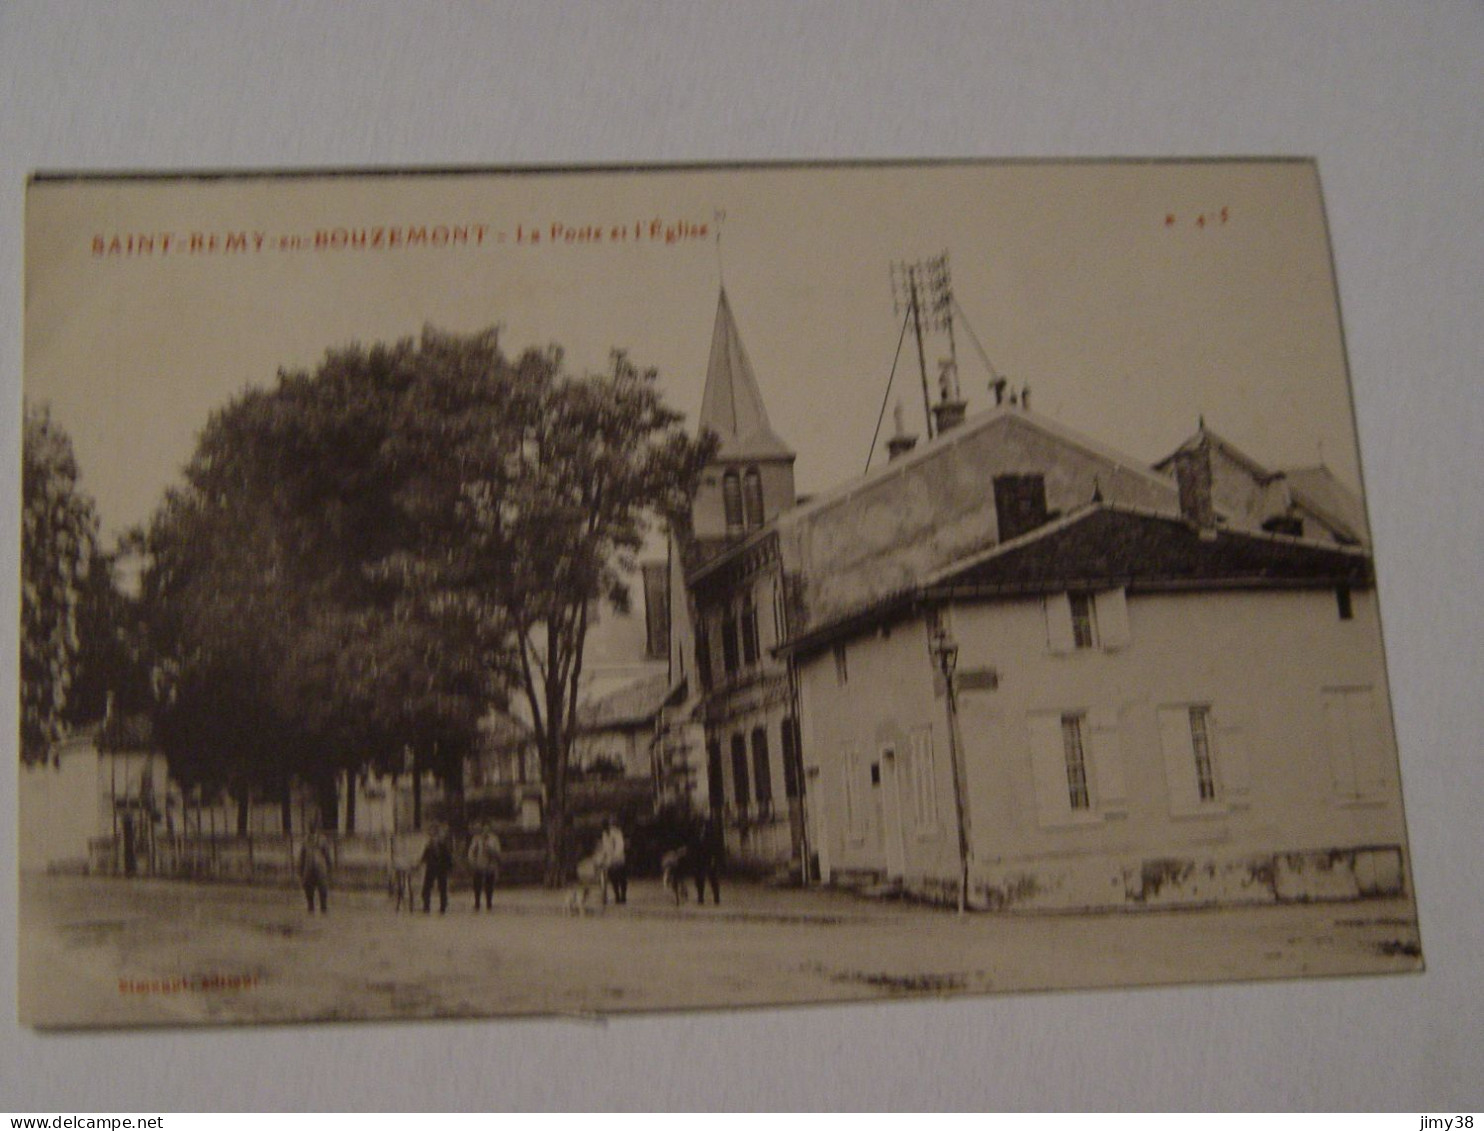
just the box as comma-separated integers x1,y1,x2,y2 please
140,326,710,857
20,403,100,762
412,343,716,880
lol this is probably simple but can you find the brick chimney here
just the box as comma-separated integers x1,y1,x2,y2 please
1173,441,1217,531
931,359,967,435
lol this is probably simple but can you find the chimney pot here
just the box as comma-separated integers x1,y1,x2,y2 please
886,400,918,461
932,398,967,434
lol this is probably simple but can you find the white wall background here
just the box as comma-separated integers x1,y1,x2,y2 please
2,1,1480,1111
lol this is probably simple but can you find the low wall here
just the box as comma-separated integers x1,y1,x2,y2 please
881,843,1409,912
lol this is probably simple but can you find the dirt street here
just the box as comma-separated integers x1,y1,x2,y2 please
18,873,1422,1028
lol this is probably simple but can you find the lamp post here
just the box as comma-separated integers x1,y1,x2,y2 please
929,619,971,914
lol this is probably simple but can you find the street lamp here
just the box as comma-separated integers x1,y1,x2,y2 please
929,619,972,914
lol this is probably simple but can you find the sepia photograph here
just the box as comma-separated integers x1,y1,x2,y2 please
19,159,1421,1030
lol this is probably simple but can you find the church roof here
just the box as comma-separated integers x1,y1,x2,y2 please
697,288,794,461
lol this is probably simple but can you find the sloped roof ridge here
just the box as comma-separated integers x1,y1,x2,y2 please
778,405,1176,530
921,498,1370,590
1279,464,1367,540
1156,424,1280,483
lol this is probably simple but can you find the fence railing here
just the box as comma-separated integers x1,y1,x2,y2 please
85,826,553,887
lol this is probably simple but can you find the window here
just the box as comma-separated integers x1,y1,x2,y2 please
1062,714,1092,810
1028,710,1127,827
1157,703,1248,816
1322,686,1386,800
743,467,765,529
706,741,725,816
833,643,848,685
1069,593,1097,650
694,625,712,691
722,470,743,530
781,716,802,799
1046,589,1129,654
1336,586,1354,621
741,597,759,665
772,580,786,650
1188,706,1217,802
730,733,750,814
721,617,740,675
751,727,772,812
909,726,938,829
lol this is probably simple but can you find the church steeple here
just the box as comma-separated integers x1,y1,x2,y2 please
698,288,794,461
692,288,796,538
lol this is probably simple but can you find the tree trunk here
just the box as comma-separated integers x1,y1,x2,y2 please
344,770,356,834
320,775,339,832
235,789,249,837
280,780,293,834
542,736,569,887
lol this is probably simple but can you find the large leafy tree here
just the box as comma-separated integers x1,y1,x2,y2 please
20,403,100,763
65,537,155,747
418,345,715,881
141,338,495,829
141,327,710,864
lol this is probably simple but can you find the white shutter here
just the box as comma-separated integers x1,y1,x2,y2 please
1045,594,1075,655
1096,588,1131,651
1027,713,1073,827
1349,688,1386,796
910,727,938,829
1215,718,1251,800
1088,711,1126,810
1321,690,1357,798
842,742,863,838
1158,706,1204,817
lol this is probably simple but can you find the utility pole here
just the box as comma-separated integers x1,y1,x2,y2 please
928,615,971,914
891,253,959,443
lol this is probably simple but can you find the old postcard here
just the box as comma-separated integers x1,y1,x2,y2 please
18,160,1420,1028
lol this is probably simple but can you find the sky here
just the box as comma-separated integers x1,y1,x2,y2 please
25,160,1363,544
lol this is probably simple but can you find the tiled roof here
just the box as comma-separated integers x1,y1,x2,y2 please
576,671,677,730
932,505,1372,594
1282,464,1369,542
781,504,1372,655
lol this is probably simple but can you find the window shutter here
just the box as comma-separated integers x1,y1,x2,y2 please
1045,594,1075,655
1158,706,1204,817
1349,688,1386,796
1027,713,1073,827
1214,715,1251,800
911,727,939,829
1321,690,1357,798
1096,588,1130,651
1088,711,1126,809
843,742,864,839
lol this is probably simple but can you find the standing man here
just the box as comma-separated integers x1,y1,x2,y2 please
297,827,333,914
467,822,502,912
419,824,453,915
599,818,627,905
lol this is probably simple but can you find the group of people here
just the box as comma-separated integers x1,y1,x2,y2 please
295,818,638,912
409,823,503,914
